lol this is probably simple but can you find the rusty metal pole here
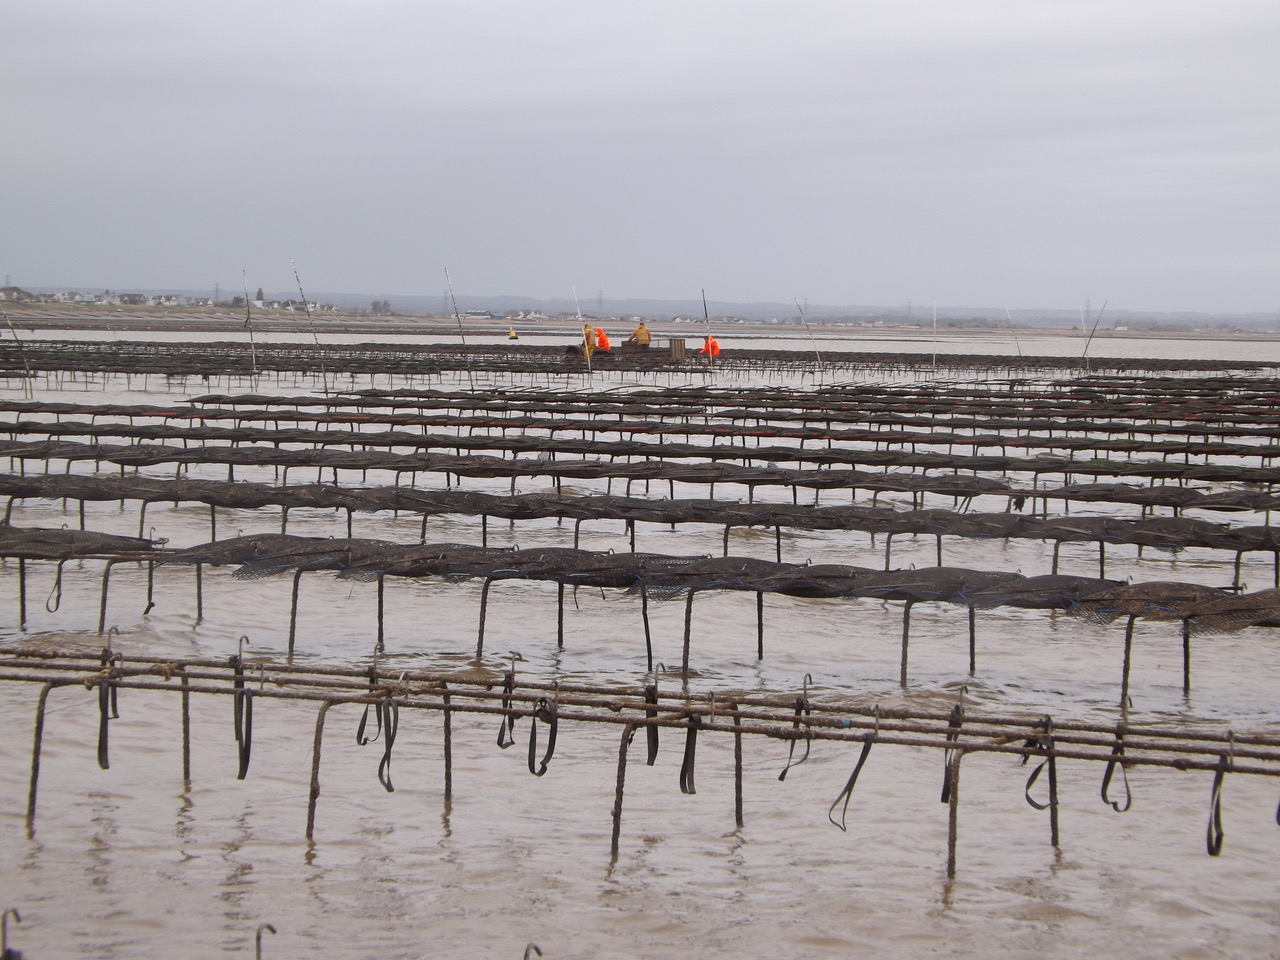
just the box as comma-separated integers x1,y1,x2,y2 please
610,723,636,857
287,569,303,663
26,682,56,839
682,591,695,676
946,750,962,878
305,700,335,841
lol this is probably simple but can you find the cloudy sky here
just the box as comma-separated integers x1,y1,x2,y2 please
4,1,1277,313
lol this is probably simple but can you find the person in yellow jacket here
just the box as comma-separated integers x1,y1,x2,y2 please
627,321,651,348
582,323,597,361
595,327,611,351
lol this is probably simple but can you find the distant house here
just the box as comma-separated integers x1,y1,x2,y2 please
0,286,34,302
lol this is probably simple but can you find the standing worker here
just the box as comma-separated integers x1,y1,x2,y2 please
595,327,611,351
700,333,720,365
582,323,597,361
627,321,651,348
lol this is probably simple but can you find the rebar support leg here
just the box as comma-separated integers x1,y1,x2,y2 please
610,724,635,857
305,701,334,841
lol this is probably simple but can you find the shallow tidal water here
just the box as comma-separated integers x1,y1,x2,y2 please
1,332,1279,959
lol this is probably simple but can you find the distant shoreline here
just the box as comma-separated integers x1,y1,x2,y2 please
3,303,1278,343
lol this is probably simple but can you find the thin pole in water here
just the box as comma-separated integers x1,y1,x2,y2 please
1006,307,1022,357
242,269,258,375
445,267,476,390
573,284,591,374
1082,299,1108,373
932,300,938,375
289,258,328,393
794,298,825,378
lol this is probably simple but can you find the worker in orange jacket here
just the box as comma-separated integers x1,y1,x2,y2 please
700,334,720,361
595,327,611,351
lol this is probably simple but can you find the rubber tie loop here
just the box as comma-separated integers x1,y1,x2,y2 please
828,731,875,831
356,664,383,746
680,713,702,795
46,559,65,612
96,646,122,770
1207,751,1231,856
1023,716,1057,812
528,697,557,777
644,683,659,766
1101,721,1133,813
497,671,517,749
778,693,813,782
377,698,399,792
235,687,254,779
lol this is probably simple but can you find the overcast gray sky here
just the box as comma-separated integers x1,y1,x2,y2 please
4,1,1277,313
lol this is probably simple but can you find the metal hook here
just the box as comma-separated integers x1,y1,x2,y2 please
2,908,21,957
255,922,277,960
100,643,123,678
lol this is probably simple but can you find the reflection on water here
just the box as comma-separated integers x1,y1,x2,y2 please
1,334,1279,958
